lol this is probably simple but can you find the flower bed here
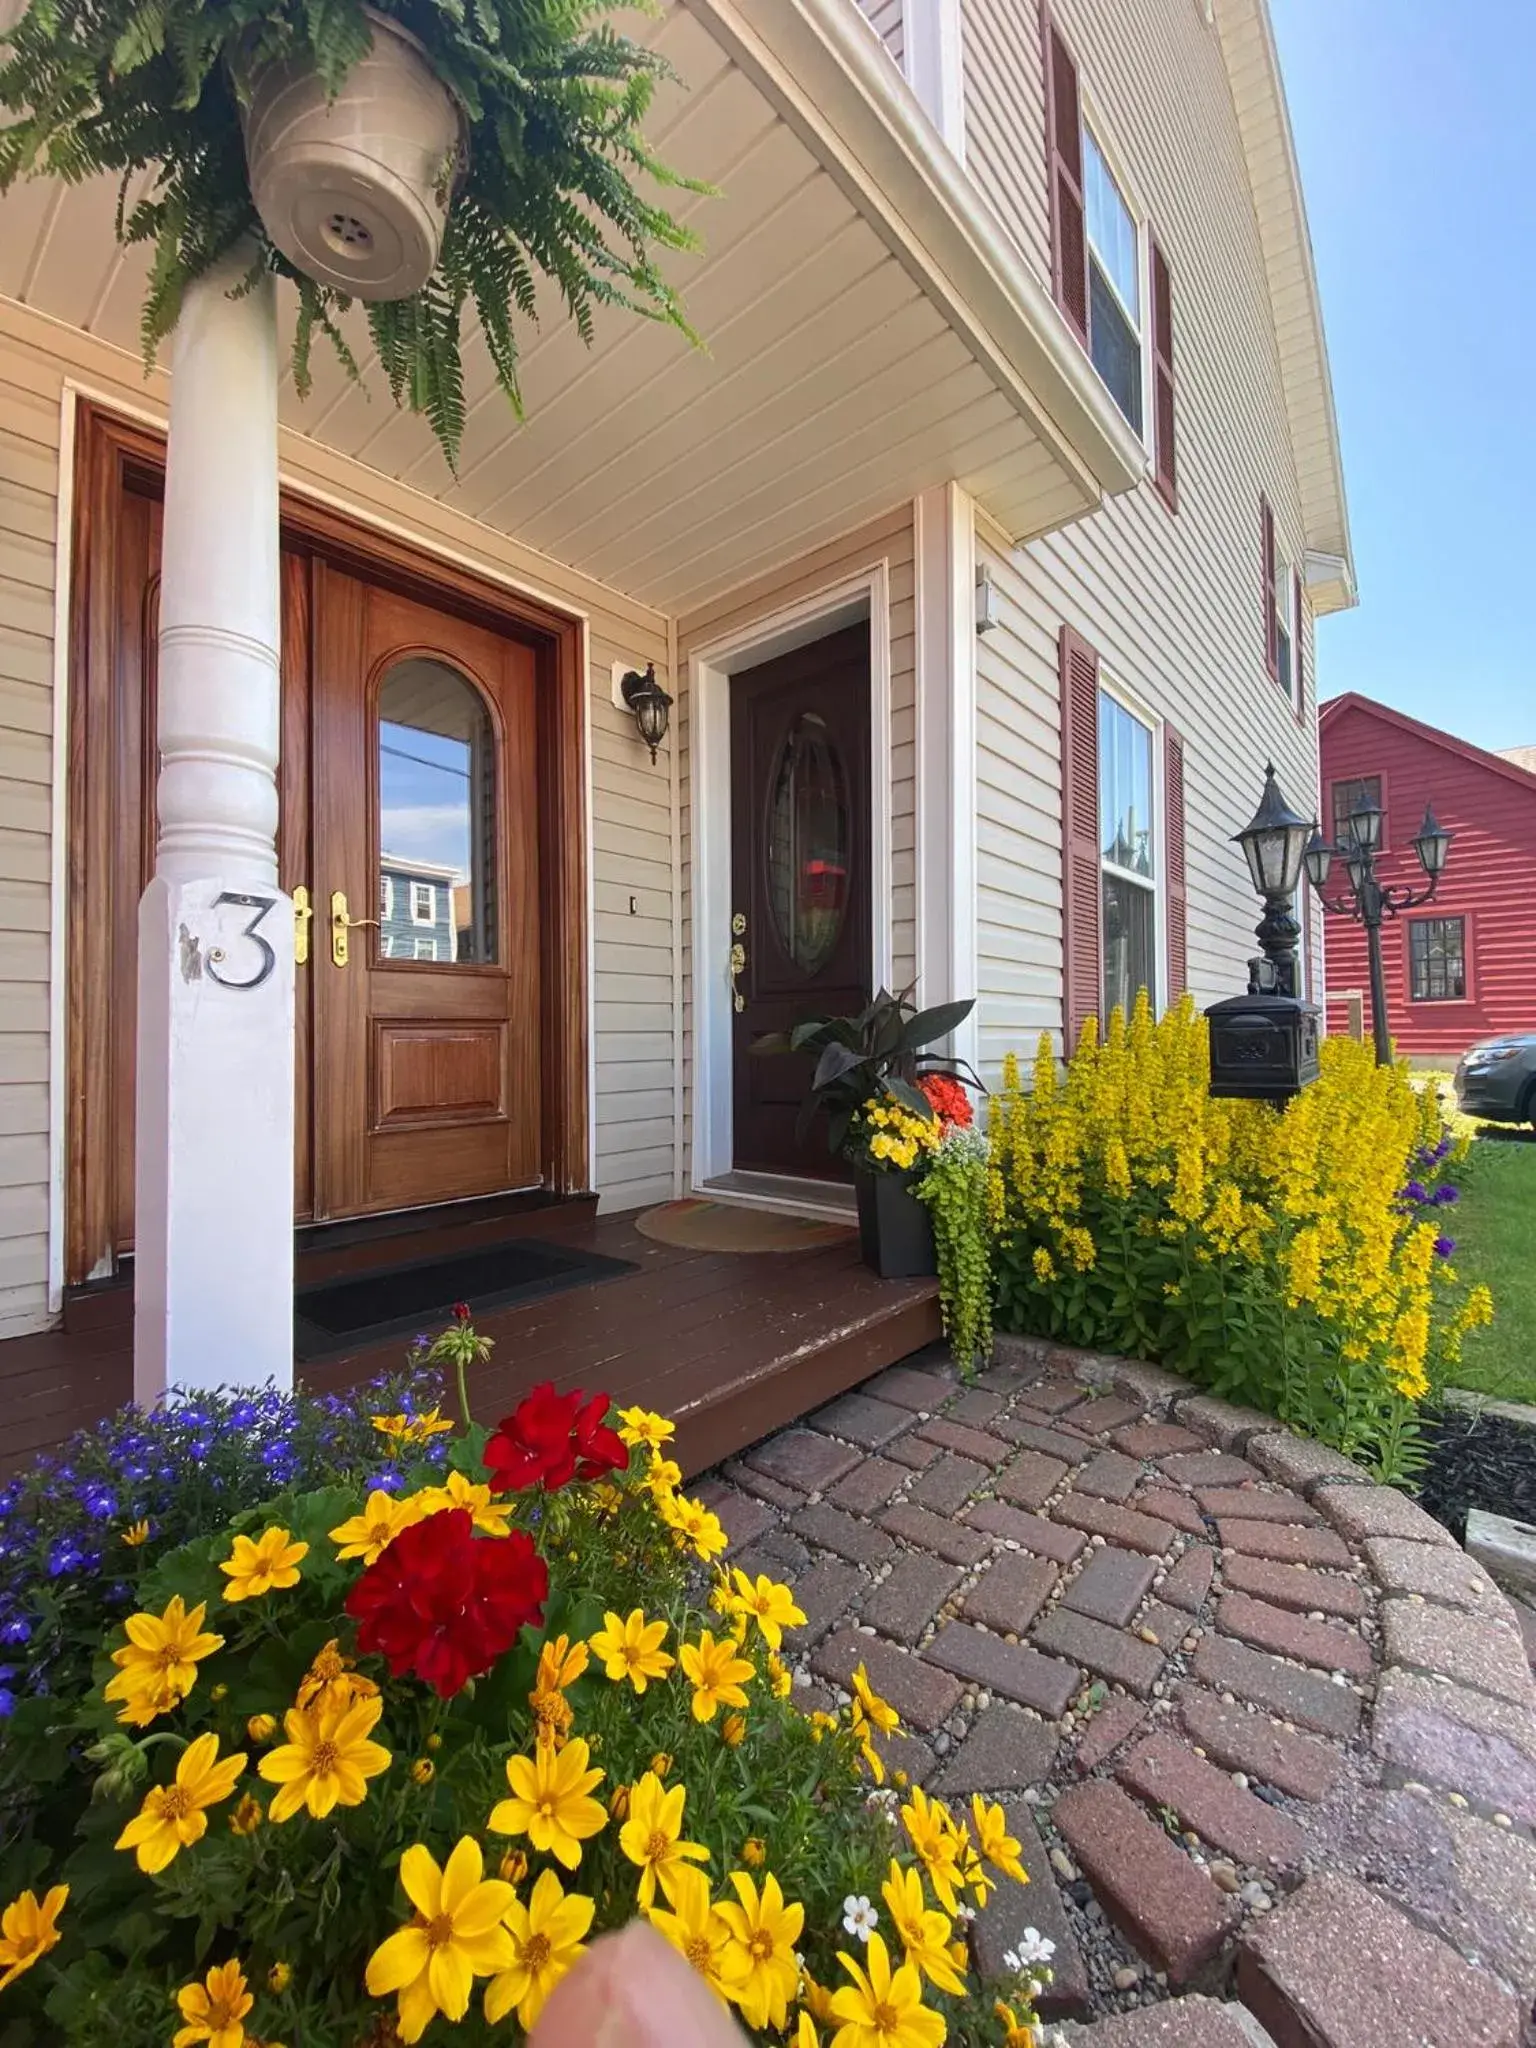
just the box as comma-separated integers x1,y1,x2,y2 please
0,1343,1050,2046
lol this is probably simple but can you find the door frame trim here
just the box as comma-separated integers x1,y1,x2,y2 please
687,563,893,1190
63,400,591,1288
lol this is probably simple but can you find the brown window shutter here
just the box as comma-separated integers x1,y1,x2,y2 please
1042,4,1088,345
1164,724,1188,1000
1150,236,1177,510
1261,497,1278,681
1292,568,1306,721
1059,624,1101,1052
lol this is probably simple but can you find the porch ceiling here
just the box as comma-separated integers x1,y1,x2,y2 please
0,0,1144,615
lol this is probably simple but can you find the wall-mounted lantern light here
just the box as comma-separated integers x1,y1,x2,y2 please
619,662,673,765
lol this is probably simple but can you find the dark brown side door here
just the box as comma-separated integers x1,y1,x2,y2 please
311,566,542,1219
729,624,872,1179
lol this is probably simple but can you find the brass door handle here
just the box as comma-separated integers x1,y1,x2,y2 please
293,884,314,965
728,940,746,1014
330,889,378,969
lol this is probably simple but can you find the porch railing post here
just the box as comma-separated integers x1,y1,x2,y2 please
133,246,295,1404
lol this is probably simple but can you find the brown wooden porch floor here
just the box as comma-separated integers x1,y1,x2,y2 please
0,1201,941,1476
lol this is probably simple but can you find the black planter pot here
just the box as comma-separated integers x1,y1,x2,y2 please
854,1166,936,1279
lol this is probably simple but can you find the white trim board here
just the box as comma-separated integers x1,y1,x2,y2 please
687,563,894,1191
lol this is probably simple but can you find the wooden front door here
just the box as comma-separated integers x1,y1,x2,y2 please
729,624,872,1179
310,569,542,1218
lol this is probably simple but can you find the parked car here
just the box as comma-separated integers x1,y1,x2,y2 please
1455,1034,1536,1127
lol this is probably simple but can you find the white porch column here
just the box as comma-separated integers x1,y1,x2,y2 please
913,482,979,1070
905,0,966,161
134,248,295,1403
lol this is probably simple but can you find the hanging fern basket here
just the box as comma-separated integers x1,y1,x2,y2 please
242,10,463,304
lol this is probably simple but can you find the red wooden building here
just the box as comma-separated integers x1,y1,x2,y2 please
1318,693,1536,1058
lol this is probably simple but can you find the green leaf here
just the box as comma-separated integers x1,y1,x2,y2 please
110,1,165,74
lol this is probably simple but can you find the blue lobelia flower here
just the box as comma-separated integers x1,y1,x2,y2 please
1431,1183,1460,1206
1434,1236,1457,1259
1399,1180,1430,1206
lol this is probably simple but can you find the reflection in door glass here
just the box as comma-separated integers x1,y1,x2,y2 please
767,711,850,975
377,658,497,964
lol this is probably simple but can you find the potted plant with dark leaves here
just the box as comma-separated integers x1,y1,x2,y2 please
0,0,705,466
755,987,980,1278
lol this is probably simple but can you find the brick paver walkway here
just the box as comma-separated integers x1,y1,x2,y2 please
698,1336,1536,2048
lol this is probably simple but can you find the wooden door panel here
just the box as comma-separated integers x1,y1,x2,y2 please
730,624,872,1178
374,1023,507,1127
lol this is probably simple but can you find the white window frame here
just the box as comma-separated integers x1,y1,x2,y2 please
380,873,393,920
1079,102,1151,454
1097,671,1165,1017
413,935,437,961
411,881,435,925
1272,535,1298,707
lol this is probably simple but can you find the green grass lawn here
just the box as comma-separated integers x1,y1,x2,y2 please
1444,1133,1536,1405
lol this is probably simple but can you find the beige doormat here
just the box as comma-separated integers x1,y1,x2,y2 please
635,1198,856,1254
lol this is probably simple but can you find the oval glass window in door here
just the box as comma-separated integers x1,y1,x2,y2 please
377,657,498,964
766,710,851,975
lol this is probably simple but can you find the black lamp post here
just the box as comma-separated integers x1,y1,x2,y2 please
1304,795,1453,1067
1205,764,1322,1104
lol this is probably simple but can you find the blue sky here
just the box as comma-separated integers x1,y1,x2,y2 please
1270,0,1536,753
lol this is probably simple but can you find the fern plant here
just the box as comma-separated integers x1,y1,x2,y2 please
0,0,703,464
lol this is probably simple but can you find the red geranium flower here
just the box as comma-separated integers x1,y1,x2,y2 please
918,1073,973,1130
344,1509,547,1698
484,1382,629,1494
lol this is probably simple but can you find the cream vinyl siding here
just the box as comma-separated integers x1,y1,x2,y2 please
0,299,680,1331
858,0,906,67
960,0,1318,1056
676,503,917,1171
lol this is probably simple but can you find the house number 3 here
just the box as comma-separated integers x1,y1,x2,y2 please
206,892,279,991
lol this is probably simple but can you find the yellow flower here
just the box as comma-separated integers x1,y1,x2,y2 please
647,1456,683,1497
994,2000,1036,2048
116,1732,246,1874
900,1787,964,1914
228,1794,264,1837
650,1751,674,1779
715,1870,803,2031
371,1407,454,1445
829,1931,946,2048
721,1711,748,1748
609,1784,631,1821
121,1520,150,1548
881,1861,965,1996
498,1848,528,1884
663,1494,730,1562
0,1883,67,1994
219,1525,308,1602
173,1959,253,2048
809,1710,839,1740
295,1638,378,1716
489,1735,607,1870
728,1569,807,1650
365,1838,515,2045
257,1693,392,1823
802,1969,838,2024
410,1469,513,1537
851,1664,899,1737
800,2013,824,2048
484,1867,594,2031
535,1631,590,1694
246,1714,277,1744
680,1629,755,1722
328,1489,424,1565
970,1795,1028,1885
410,1759,435,1785
616,1406,676,1452
589,1608,674,1692
767,1652,793,1699
267,1962,292,1994
617,1771,710,1909
647,1864,743,2002
104,1594,224,1727
741,1836,766,1867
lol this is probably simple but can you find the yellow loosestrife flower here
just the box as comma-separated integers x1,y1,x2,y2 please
328,1489,424,1564
646,1865,743,2002
365,1838,515,2046
828,1931,946,2048
0,1883,68,1994
899,1787,964,1914
679,1629,755,1723
295,1637,378,1714
257,1693,391,1823
172,1959,253,2048
714,1870,803,2031
880,1861,965,1996
970,1795,1028,1884
485,1867,594,2030
617,1771,709,1909
616,1406,676,1452
116,1732,247,1874
104,1594,224,1726
589,1609,674,1692
488,1734,607,1870
728,1568,807,1650
409,1469,513,1537
219,1525,308,1601
663,1493,730,1562
371,1406,454,1444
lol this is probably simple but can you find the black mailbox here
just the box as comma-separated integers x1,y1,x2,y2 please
1205,991,1321,1105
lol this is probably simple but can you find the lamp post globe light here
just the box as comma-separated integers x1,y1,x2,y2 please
1205,764,1323,1105
1304,794,1454,1068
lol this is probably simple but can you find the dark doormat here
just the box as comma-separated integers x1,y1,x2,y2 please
294,1238,637,1362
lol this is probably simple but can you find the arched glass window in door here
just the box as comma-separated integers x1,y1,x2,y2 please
377,658,498,964
766,710,851,976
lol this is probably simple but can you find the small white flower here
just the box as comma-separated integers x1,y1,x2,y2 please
1002,1948,1022,1974
842,1895,879,1944
1012,1927,1056,1967
954,1902,977,1925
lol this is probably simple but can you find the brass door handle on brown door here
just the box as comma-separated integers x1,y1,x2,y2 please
330,889,378,969
729,911,747,1014
293,884,314,966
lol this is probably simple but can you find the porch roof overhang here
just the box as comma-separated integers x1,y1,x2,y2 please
0,0,1144,616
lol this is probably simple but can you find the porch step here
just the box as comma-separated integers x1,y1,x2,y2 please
62,1277,133,1336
